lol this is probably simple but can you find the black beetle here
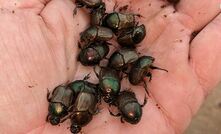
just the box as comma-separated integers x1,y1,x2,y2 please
117,24,146,47
80,26,114,46
109,90,146,124
104,12,137,31
68,75,100,134
94,66,121,104
78,41,110,66
46,85,74,125
128,56,168,93
108,48,139,71
90,3,106,26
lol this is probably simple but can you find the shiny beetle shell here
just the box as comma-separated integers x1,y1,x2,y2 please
68,80,98,95
115,91,143,124
108,48,139,70
70,91,98,134
95,67,121,104
47,86,74,125
104,12,136,31
129,56,154,85
78,42,109,66
117,24,146,47
80,26,113,45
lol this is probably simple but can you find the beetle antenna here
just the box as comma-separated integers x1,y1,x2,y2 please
150,65,168,72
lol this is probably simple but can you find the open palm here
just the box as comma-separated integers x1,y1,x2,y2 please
0,0,220,133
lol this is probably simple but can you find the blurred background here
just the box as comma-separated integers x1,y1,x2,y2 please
185,82,221,134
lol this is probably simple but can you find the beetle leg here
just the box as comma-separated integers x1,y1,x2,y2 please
120,117,125,123
73,3,84,15
141,95,147,107
93,66,101,78
109,109,121,117
83,73,91,80
134,13,144,18
46,114,50,122
145,72,152,82
150,65,168,72
113,1,119,11
78,42,82,49
143,80,150,97
60,113,72,123
67,104,74,112
93,107,101,115
47,89,51,102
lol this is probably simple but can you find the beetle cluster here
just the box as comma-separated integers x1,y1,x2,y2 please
46,0,168,133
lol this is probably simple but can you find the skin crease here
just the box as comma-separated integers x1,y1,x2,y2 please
0,0,220,133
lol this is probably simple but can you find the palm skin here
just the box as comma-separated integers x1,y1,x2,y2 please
0,0,220,133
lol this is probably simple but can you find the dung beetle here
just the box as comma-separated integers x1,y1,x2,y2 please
46,85,74,125
94,66,121,104
129,56,168,93
78,41,110,66
80,26,113,46
68,75,100,134
90,3,106,26
117,24,146,47
109,90,147,124
104,12,137,32
108,48,139,71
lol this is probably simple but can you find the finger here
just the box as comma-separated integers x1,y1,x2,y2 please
189,13,221,95
40,0,90,81
177,0,221,30
0,0,50,13
138,21,203,133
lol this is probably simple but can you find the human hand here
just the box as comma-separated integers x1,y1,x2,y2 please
0,0,220,133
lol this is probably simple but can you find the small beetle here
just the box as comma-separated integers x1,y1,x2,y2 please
104,12,136,31
46,85,74,125
80,26,113,46
78,42,110,66
108,48,139,71
68,76,100,134
109,90,146,124
90,3,106,26
117,24,146,47
94,66,121,104
128,56,168,93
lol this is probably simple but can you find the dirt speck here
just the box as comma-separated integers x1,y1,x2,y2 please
28,85,34,88
119,5,129,12
161,5,167,8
